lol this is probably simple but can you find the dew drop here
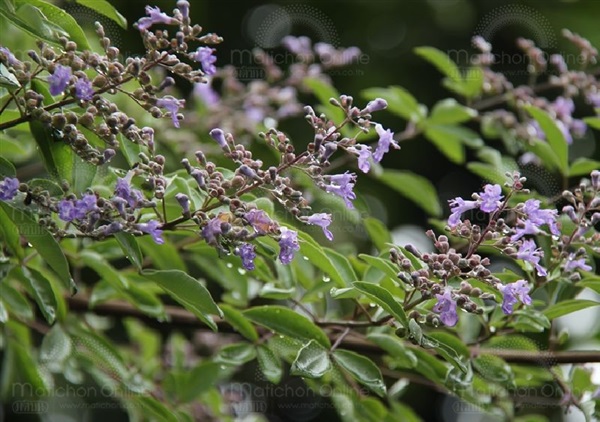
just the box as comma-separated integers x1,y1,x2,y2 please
302,255,309,261
322,276,331,283
369,303,376,308
226,263,233,268
237,268,246,275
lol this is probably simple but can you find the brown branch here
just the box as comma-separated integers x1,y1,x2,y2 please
64,295,600,365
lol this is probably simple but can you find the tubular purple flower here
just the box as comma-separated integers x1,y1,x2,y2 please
48,65,72,96
373,124,398,162
235,243,256,271
177,0,189,19
175,193,190,215
103,149,116,163
324,172,357,209
278,227,300,265
522,199,559,236
156,96,185,128
478,184,503,213
137,6,177,31
193,47,217,76
74,77,94,101
347,144,372,173
103,221,122,236
202,216,223,244
115,174,144,208
0,46,19,66
515,239,547,276
209,128,228,148
306,213,333,241
498,280,531,314
194,82,220,107
282,36,312,57
364,98,388,114
190,169,206,189
245,209,274,234
448,197,478,227
0,177,19,201
564,254,592,272
433,289,458,327
138,220,164,244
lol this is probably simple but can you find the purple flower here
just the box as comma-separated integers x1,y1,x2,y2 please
282,36,312,57
137,6,177,31
0,177,19,201
324,172,357,209
478,184,503,213
202,216,224,245
564,254,592,273
433,289,458,327
156,96,185,128
522,199,559,236
448,197,478,227
74,77,94,101
498,280,531,314
57,194,97,221
516,239,547,276
177,0,189,19
209,128,228,148
194,82,220,107
245,209,274,234
364,98,388,114
175,193,190,215
235,243,256,270
278,227,300,265
347,144,372,173
551,97,574,120
373,124,398,162
138,220,164,244
193,47,217,76
306,213,333,241
114,175,144,208
0,46,19,66
48,65,71,96
587,93,600,108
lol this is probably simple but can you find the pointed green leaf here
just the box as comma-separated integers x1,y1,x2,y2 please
333,349,386,397
353,281,407,327
244,305,331,348
21,266,58,324
74,0,127,28
525,105,568,174
220,304,258,342
0,204,25,261
215,342,257,366
256,345,283,384
415,46,461,82
363,217,392,251
362,86,425,122
291,340,331,378
428,99,477,125
378,170,441,216
114,232,143,270
543,299,600,320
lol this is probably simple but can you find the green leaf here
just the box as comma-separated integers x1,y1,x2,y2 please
259,283,295,299
215,342,257,366
139,236,186,272
10,339,49,394
74,0,127,28
568,158,600,177
472,353,513,383
358,254,398,282
21,266,58,324
367,333,417,368
114,232,143,270
353,281,408,327
297,231,345,287
378,170,441,216
135,396,178,422
0,1,65,46
142,269,222,331
0,300,7,323
0,156,15,177
466,162,508,186
220,304,258,342
427,99,477,125
40,324,71,365
71,154,97,195
1,282,33,320
28,178,64,196
244,305,331,348
583,116,600,130
304,77,345,123
29,120,72,182
0,204,25,261
543,299,600,320
415,46,461,82
525,105,568,174
14,0,91,50
424,125,465,163
363,218,392,251
325,248,358,284
522,137,562,172
256,345,283,384
333,349,387,397
362,86,425,122
290,340,331,378
0,202,74,292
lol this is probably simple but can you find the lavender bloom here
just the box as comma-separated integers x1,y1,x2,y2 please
433,289,458,327
245,209,274,234
156,96,185,128
103,149,116,163
177,0,189,19
202,216,223,244
48,65,71,96
516,239,547,276
373,124,398,162
278,227,300,265
564,254,592,272
137,6,177,31
0,177,19,201
57,194,97,221
0,46,19,66
498,280,531,314
478,184,503,213
175,193,190,215
209,128,228,148
58,200,75,221
103,221,122,236
115,175,144,208
324,172,357,209
193,47,217,76
511,219,541,241
74,77,94,101
306,213,333,241
346,144,372,173
364,98,388,114
448,197,478,227
282,36,312,57
552,97,574,120
235,243,256,271
138,220,164,245
194,82,220,108
588,93,600,108
522,199,559,236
